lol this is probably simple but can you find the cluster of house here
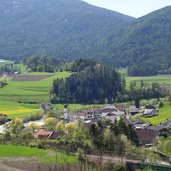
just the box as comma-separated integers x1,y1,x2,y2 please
73,104,170,146
125,118,171,146
32,104,170,147
75,105,126,122
128,104,158,117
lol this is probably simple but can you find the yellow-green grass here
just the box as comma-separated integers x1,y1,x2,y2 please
0,101,40,118
140,103,171,125
126,75,171,88
0,144,79,164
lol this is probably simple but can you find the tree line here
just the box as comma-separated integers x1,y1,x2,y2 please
116,80,166,104
128,60,171,76
23,54,63,73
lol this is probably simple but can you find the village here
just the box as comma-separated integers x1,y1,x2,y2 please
0,102,170,148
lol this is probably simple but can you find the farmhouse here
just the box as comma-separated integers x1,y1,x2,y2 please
128,107,139,115
159,120,171,129
126,118,151,130
126,118,141,125
48,132,64,139
136,129,158,146
142,109,156,117
34,130,52,139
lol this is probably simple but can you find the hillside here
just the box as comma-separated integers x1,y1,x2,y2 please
107,6,171,67
0,0,134,61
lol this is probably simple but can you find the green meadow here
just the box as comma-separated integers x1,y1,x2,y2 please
0,144,78,164
126,75,171,87
0,72,71,117
0,72,71,102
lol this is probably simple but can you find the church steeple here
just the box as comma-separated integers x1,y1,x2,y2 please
64,104,68,120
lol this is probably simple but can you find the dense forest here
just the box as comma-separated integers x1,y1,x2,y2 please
63,59,97,72
50,64,125,104
0,0,133,61
107,6,171,71
127,60,171,76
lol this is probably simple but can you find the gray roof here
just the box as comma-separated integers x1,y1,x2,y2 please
128,108,139,113
147,126,162,132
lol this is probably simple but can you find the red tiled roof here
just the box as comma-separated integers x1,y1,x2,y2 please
34,130,52,139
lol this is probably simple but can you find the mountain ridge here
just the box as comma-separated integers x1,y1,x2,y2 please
0,0,171,70
105,6,171,67
0,0,134,61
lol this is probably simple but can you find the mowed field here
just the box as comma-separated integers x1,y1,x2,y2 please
0,72,71,118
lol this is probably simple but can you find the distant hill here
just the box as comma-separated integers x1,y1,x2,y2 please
1,1,171,71
107,6,171,67
0,0,134,61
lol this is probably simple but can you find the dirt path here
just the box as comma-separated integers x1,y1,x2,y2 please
0,160,27,171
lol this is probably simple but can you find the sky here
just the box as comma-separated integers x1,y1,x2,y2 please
83,0,171,18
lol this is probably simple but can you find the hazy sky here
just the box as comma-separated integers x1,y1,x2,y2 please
83,0,171,18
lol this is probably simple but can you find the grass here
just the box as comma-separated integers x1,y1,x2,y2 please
160,136,171,157
0,144,79,164
126,75,171,88
0,72,71,118
118,68,171,87
15,64,27,74
0,72,71,102
140,103,171,125
0,101,40,118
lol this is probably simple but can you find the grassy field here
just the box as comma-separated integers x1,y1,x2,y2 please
126,75,171,87
0,71,105,118
0,72,71,118
0,101,40,118
141,103,171,125
0,72,71,102
0,144,78,164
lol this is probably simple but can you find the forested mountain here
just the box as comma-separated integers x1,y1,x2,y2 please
1,0,171,74
0,0,134,60
107,6,171,68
